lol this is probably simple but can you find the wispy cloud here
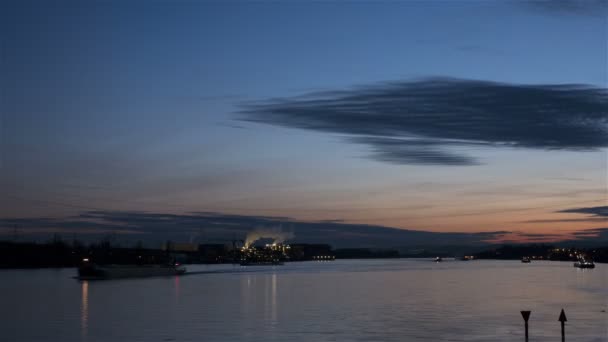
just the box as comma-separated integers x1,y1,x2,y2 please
558,206,608,217
571,228,608,241
239,78,607,165
521,218,607,224
348,137,479,165
524,0,608,16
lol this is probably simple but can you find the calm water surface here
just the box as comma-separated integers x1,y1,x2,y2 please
1,259,607,341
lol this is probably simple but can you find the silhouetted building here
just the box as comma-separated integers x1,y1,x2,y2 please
198,244,228,263
288,244,334,261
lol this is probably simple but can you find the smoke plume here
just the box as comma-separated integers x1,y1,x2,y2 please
244,225,295,247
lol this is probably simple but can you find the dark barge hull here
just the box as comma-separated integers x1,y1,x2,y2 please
78,264,186,279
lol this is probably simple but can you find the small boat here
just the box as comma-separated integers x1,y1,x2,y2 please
78,258,186,279
521,257,531,263
574,258,595,269
434,257,443,263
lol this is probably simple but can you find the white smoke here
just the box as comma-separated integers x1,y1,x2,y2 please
244,225,295,247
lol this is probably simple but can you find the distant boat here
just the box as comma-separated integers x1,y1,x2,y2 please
521,257,531,263
78,259,186,279
434,257,443,263
574,257,595,269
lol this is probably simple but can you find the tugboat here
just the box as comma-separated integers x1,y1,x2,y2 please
521,257,531,263
78,258,186,279
574,256,595,269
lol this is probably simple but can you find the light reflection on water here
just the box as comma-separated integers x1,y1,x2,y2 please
80,281,88,340
271,273,277,324
1,260,607,341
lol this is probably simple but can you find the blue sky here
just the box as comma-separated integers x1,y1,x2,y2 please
1,0,606,244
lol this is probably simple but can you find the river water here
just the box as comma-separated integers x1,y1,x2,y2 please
1,259,607,341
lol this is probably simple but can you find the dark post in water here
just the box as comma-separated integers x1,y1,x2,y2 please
520,310,531,342
559,309,567,342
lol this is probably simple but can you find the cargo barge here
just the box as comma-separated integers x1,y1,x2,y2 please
78,258,186,279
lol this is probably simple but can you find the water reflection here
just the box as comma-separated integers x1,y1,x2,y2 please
174,275,180,302
239,272,278,326
7,261,600,342
80,281,88,340
240,274,252,316
271,273,277,323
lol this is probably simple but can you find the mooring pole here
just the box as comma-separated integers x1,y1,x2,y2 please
520,311,531,342
559,309,567,342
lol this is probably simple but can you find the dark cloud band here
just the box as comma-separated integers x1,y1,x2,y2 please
3,210,607,246
1,210,506,248
558,206,608,217
239,78,608,165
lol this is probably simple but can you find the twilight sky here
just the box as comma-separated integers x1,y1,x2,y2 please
1,0,607,246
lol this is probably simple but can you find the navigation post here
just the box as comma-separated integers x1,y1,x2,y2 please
558,309,567,342
520,310,531,342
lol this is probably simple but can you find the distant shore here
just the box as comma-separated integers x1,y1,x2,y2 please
2,240,607,269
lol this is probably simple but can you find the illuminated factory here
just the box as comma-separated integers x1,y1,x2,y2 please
239,243,291,265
